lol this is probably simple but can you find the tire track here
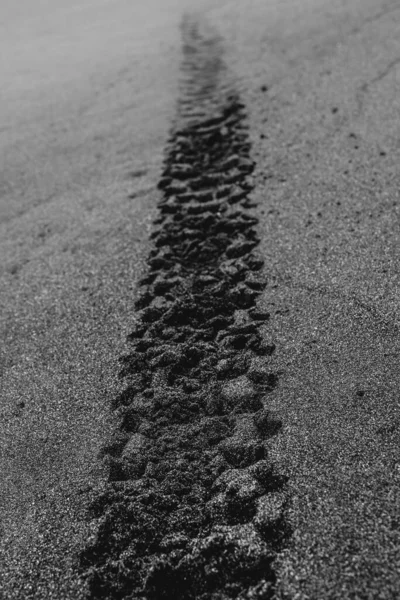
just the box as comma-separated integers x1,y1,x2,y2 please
80,17,290,599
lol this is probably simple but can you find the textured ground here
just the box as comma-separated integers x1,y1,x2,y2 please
1,0,399,598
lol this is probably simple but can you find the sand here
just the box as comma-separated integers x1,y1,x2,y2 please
1,0,399,598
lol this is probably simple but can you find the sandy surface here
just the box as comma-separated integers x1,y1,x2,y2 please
210,1,400,596
0,1,188,596
1,0,399,598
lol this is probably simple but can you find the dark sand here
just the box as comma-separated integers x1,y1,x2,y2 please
0,1,184,596
211,1,400,596
1,0,399,598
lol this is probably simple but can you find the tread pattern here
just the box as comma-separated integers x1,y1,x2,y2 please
80,17,289,600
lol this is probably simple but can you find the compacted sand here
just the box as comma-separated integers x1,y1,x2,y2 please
1,0,399,598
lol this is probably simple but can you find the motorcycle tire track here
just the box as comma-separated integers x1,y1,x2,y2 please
80,16,290,600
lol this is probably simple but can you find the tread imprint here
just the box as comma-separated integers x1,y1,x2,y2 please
80,17,289,600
